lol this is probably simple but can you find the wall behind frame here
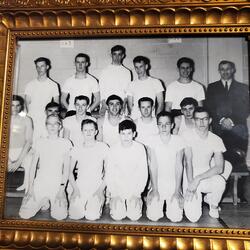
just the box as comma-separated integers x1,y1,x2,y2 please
14,37,250,164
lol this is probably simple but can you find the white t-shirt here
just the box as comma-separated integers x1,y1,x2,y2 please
33,137,72,195
62,74,99,111
178,116,194,135
102,115,124,147
136,117,159,146
63,115,96,147
182,129,226,177
127,76,164,119
99,64,131,100
165,80,205,110
105,141,148,199
24,78,59,119
147,135,186,197
70,141,109,196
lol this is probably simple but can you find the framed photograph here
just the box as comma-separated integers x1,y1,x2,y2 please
0,1,249,249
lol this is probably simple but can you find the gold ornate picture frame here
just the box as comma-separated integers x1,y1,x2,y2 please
0,1,250,249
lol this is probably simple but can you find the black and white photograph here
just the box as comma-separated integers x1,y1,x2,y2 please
5,37,250,229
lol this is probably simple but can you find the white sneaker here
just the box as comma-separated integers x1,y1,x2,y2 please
16,184,25,191
209,207,219,219
41,200,50,211
204,195,220,218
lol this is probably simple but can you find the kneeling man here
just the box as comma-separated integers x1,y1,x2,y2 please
105,120,148,221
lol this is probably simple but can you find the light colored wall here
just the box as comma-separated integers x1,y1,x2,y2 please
208,37,246,84
16,37,209,94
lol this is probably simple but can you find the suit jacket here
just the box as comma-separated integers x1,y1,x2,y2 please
205,79,249,135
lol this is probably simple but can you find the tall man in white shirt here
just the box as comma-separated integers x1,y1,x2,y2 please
99,45,132,115
165,57,205,116
183,107,231,222
24,57,59,142
61,53,100,116
127,56,164,120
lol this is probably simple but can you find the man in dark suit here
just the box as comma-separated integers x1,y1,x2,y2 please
206,60,249,202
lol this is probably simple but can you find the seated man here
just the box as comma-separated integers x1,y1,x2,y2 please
105,120,148,221
69,119,109,220
135,97,159,146
173,97,198,135
40,101,62,138
97,95,125,147
63,95,96,146
19,114,72,220
183,107,232,222
9,95,33,191
146,111,185,222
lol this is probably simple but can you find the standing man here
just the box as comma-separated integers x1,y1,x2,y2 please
135,97,159,146
165,57,205,116
206,60,249,202
99,45,132,115
97,94,124,147
127,56,164,120
183,107,230,222
24,57,59,141
61,53,100,116
206,60,249,162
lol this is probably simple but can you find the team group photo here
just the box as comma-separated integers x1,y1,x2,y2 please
5,37,250,228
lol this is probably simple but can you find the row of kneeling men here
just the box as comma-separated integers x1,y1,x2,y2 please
18,106,232,223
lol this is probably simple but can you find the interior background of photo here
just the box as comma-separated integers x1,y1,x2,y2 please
13,37,249,164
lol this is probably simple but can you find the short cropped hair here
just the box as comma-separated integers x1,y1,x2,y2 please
177,57,195,69
81,119,98,131
133,56,150,65
12,95,24,111
75,53,90,64
180,97,198,108
138,97,154,108
111,45,126,54
156,111,173,123
34,57,51,67
218,60,236,70
74,95,90,105
45,101,60,111
46,114,62,126
119,119,136,133
194,106,210,117
106,94,124,106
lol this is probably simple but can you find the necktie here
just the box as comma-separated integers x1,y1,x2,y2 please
225,81,228,92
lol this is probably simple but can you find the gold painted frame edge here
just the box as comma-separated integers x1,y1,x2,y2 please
0,2,250,249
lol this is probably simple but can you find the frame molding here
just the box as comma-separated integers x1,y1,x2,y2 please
0,1,250,249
